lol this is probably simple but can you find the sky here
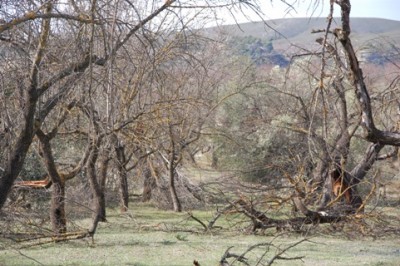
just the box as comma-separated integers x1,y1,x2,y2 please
342,0,400,20
219,0,400,24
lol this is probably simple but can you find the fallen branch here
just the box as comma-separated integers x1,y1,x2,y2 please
187,202,235,232
208,203,235,230
233,197,344,233
266,238,307,266
220,246,249,266
219,238,307,265
187,212,208,231
13,248,45,266
10,231,91,249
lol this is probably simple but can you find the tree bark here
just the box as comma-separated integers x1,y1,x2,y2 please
97,153,110,221
0,3,52,210
115,143,129,212
142,168,155,202
87,137,106,235
36,129,67,234
335,0,400,146
165,124,183,212
169,167,182,212
0,107,37,210
51,182,67,234
168,147,182,212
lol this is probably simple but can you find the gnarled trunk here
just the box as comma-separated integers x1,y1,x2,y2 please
36,129,67,234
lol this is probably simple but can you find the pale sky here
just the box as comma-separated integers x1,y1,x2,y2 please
340,0,400,20
219,0,400,24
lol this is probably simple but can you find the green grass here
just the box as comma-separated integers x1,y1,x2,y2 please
1,203,400,266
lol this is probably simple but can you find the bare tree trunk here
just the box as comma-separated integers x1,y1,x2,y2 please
36,129,67,234
334,0,400,145
99,154,109,191
142,168,155,202
165,124,183,212
115,143,129,212
0,3,52,210
168,147,182,212
51,182,67,233
169,167,182,212
351,143,384,185
348,143,384,210
97,153,110,221
0,111,36,210
87,138,106,235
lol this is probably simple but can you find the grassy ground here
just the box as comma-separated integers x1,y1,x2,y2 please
1,203,400,266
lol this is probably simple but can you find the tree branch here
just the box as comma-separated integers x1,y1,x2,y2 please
0,12,100,34
335,0,400,145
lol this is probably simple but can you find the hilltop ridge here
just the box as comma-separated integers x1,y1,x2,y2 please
206,17,400,48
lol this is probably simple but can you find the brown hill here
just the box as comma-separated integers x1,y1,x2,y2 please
208,17,400,41
205,17,400,64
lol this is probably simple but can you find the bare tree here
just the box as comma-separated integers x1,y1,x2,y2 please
0,0,187,211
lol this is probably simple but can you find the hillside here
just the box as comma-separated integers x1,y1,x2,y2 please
208,17,400,42
205,17,400,65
